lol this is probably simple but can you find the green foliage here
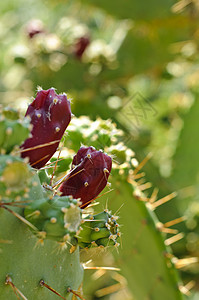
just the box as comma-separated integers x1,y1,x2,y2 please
81,0,174,20
171,94,199,212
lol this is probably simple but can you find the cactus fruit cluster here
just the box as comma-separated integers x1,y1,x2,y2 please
0,87,190,299
0,88,119,299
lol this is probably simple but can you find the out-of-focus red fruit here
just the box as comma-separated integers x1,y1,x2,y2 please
21,88,71,169
26,19,45,39
58,147,112,208
74,36,90,59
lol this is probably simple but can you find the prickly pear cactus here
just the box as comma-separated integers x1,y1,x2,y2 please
0,90,188,300
0,91,120,300
0,101,83,299
63,116,187,300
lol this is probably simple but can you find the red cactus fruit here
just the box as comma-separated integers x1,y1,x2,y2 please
21,88,71,169
58,147,112,208
26,19,45,39
71,146,96,167
74,36,90,59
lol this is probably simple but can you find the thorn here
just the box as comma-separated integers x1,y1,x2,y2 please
151,192,177,210
132,172,145,180
67,287,86,300
39,280,65,299
162,228,178,234
179,280,195,296
24,210,40,219
95,283,123,297
0,200,31,208
18,140,60,153
83,266,120,271
2,205,38,231
133,189,148,202
31,154,50,167
92,269,106,280
50,148,62,186
164,216,186,228
52,168,85,189
37,85,43,91
165,232,184,246
172,257,199,269
133,152,153,175
80,189,113,209
114,203,124,216
149,187,159,203
39,157,65,169
69,245,77,254
137,182,152,191
5,276,28,300
156,222,178,234
105,198,109,211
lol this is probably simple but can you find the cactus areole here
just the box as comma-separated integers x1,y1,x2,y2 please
21,88,71,169
58,146,112,208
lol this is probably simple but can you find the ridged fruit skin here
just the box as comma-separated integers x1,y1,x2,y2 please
21,88,71,169
76,210,120,248
58,146,112,208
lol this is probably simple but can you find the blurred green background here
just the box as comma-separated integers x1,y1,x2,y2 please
1,0,199,298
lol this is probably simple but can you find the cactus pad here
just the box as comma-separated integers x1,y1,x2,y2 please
0,106,30,154
0,155,42,203
24,195,82,244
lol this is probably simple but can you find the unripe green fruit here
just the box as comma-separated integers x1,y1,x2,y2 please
76,210,120,248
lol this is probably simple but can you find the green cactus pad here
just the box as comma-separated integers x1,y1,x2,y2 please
0,155,43,203
0,107,31,154
0,207,83,300
24,195,82,243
